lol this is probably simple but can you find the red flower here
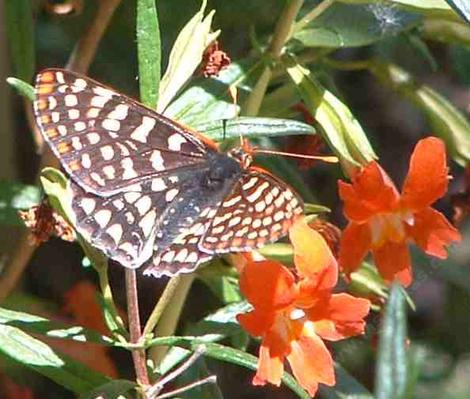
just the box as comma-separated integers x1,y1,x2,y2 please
338,137,461,286
237,219,370,396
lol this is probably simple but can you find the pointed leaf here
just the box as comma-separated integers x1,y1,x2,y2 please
6,77,35,101
0,324,109,393
158,0,219,112
192,117,316,141
284,57,376,170
445,0,470,23
375,283,408,399
137,0,161,108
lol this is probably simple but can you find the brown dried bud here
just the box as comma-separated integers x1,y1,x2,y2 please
201,41,231,78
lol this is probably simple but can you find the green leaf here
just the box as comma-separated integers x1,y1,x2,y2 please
375,283,408,399
197,262,242,304
0,324,109,393
0,307,113,346
192,117,316,141
4,0,35,82
369,60,470,166
165,58,261,125
6,77,35,101
80,379,136,399
349,263,389,301
158,0,219,112
137,0,161,108
284,56,376,170
0,181,41,226
202,342,310,399
258,243,294,264
294,2,420,48
319,363,373,398
445,0,470,23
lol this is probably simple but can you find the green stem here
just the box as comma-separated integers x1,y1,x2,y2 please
125,269,150,387
142,275,181,338
294,0,335,32
244,0,304,116
148,274,195,365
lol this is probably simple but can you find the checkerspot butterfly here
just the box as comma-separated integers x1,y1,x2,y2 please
33,69,303,277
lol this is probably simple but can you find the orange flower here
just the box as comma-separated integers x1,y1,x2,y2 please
237,219,370,396
338,137,461,286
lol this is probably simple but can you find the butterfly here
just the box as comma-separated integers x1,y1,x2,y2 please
33,68,303,277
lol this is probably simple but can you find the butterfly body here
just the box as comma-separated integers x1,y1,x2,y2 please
34,69,303,277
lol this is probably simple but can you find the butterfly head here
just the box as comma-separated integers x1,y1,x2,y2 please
228,137,253,169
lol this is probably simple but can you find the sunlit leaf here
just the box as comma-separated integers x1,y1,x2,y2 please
158,0,219,112
193,117,316,141
423,18,470,48
284,57,376,171
445,0,470,23
375,283,408,399
137,0,161,108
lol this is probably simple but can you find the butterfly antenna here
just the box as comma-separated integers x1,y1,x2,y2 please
253,148,338,163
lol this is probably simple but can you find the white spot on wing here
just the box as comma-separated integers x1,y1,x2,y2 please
100,145,114,160
80,198,96,215
106,224,123,244
107,104,129,120
64,94,78,106
165,188,179,202
135,195,152,215
139,209,157,237
102,119,120,131
131,116,156,143
167,133,187,151
95,209,112,228
150,150,165,171
151,178,167,192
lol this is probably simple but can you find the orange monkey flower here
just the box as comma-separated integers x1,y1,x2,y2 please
338,137,461,286
237,219,370,396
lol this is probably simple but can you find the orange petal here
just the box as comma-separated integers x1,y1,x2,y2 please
339,222,372,277
290,217,338,281
253,344,284,387
311,293,371,341
407,207,461,258
372,241,412,286
237,309,275,337
339,162,400,222
401,137,449,211
287,334,335,396
239,259,296,311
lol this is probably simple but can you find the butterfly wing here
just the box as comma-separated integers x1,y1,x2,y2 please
34,68,215,196
199,169,304,253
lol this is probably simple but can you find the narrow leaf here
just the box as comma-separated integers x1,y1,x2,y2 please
192,117,315,141
80,379,136,399
158,0,219,112
6,77,35,101
0,307,113,346
0,181,41,226
0,324,109,393
375,283,408,399
284,56,376,170
137,0,161,108
4,0,35,82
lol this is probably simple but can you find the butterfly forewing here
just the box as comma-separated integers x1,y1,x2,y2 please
200,171,303,252
34,68,305,277
34,69,211,196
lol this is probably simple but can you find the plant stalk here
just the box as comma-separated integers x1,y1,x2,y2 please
244,0,304,116
125,269,150,387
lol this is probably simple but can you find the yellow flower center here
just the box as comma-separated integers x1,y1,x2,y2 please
369,210,414,248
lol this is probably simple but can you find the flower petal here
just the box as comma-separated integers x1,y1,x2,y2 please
287,334,335,396
407,207,461,258
401,137,449,211
311,293,371,341
372,241,412,286
289,217,337,281
339,222,372,277
253,344,284,387
339,162,400,223
239,259,296,311
237,309,275,337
